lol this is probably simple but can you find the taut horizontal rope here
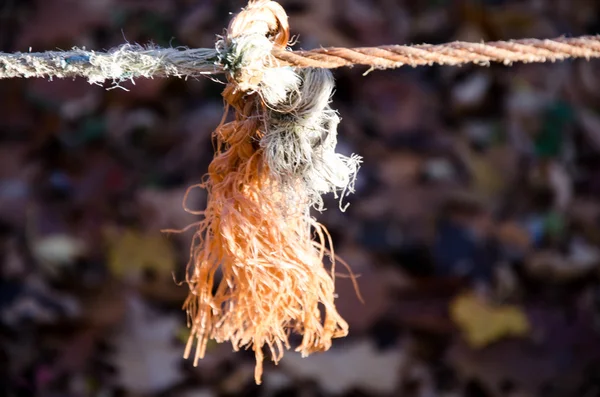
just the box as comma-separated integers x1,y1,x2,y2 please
0,44,221,84
273,35,600,69
1,35,599,84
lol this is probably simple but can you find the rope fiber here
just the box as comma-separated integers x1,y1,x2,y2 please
1,35,599,84
2,0,600,386
274,36,600,69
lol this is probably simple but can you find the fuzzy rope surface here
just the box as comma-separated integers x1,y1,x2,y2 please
0,44,221,85
177,0,360,385
1,36,600,85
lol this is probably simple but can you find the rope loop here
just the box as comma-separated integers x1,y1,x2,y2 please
219,0,290,92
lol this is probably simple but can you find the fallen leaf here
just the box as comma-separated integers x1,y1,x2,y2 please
526,242,599,282
106,228,176,281
82,281,127,328
452,72,491,109
220,363,256,395
377,152,423,187
450,292,531,349
138,187,200,241
33,234,87,268
496,221,532,252
111,294,184,394
179,389,216,397
281,339,406,395
576,108,600,151
334,270,389,335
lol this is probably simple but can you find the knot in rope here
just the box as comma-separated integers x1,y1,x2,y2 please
181,1,361,386
219,0,289,93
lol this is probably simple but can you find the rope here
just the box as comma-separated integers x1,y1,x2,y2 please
178,0,360,385
273,36,600,69
1,35,599,84
0,45,220,85
2,0,599,387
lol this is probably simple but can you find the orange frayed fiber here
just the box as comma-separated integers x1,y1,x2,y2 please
181,0,361,384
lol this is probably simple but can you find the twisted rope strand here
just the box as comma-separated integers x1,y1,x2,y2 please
273,36,600,69
0,45,221,83
1,36,599,83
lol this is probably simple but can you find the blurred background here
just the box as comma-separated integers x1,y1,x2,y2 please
2,0,600,396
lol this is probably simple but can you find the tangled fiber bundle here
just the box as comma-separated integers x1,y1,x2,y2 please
181,0,361,384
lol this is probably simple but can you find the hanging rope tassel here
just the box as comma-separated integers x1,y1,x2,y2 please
181,0,360,384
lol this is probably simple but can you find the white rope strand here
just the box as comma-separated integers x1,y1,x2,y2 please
0,44,222,85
